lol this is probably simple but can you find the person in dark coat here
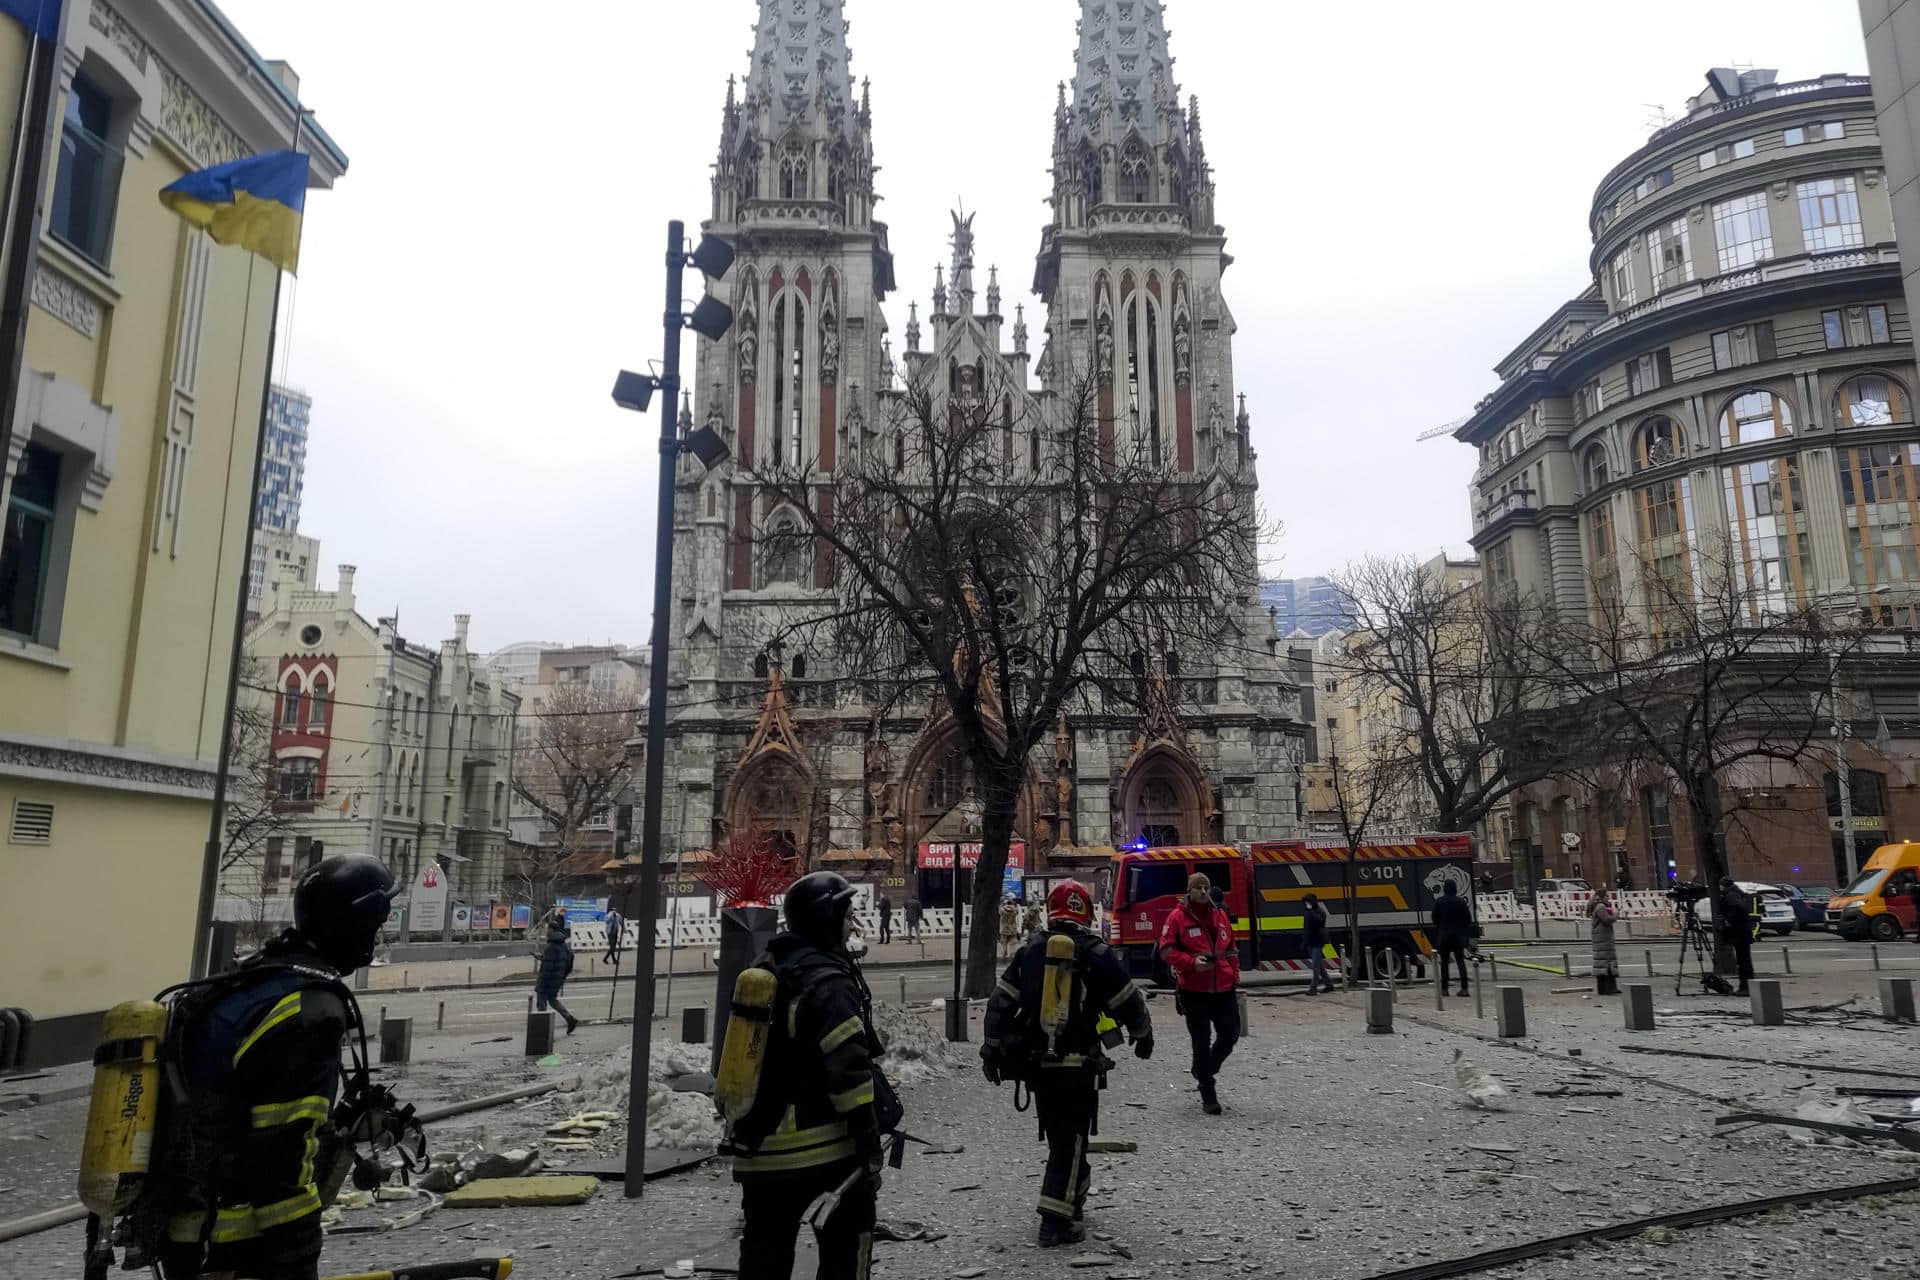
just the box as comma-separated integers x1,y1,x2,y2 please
1432,880,1473,996
878,893,894,944
1715,875,1754,996
1302,892,1335,994
536,911,580,1034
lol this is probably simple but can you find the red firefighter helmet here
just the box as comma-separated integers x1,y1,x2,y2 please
1047,880,1094,927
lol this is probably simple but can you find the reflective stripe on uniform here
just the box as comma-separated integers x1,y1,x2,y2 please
1104,980,1139,1009
1038,1193,1076,1218
755,1119,851,1152
1039,1054,1087,1068
995,979,1020,1000
254,1187,322,1230
249,1095,330,1129
232,992,303,1067
828,1080,875,1113
819,1016,864,1053
732,1138,858,1173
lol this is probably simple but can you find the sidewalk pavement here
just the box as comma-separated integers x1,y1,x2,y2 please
12,965,1920,1278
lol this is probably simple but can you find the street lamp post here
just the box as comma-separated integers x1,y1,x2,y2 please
612,219,734,1197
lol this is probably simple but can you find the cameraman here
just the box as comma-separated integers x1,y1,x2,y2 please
1715,875,1754,996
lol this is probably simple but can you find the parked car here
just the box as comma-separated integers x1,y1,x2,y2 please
1746,883,1798,936
1536,877,1592,897
1781,884,1832,930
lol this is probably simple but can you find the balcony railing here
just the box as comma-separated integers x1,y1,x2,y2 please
1473,490,1537,531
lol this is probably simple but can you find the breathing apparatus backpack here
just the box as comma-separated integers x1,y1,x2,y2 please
77,960,420,1279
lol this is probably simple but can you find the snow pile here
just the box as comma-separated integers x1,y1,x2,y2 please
872,1000,971,1086
1451,1048,1510,1110
547,1046,724,1152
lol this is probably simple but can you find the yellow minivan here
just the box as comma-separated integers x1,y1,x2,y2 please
1827,843,1920,941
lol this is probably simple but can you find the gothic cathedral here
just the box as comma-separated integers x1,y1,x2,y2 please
657,0,1304,904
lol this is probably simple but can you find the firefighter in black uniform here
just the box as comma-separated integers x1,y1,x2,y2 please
158,854,395,1280
732,871,893,1280
981,879,1153,1248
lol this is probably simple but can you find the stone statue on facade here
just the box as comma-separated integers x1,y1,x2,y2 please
737,303,758,384
1094,309,1114,381
950,207,976,303
865,732,895,818
1172,311,1192,383
820,293,840,384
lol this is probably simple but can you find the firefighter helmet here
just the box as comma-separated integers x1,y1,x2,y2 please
1046,880,1094,927
784,871,859,946
293,854,396,973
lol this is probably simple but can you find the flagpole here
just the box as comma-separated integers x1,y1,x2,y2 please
190,107,310,978
0,0,68,479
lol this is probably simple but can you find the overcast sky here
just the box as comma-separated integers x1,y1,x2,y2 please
217,0,1874,655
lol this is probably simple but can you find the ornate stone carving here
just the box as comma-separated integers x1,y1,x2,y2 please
865,731,895,819
31,266,99,337
0,737,215,796
89,1,150,73
819,291,839,384
1094,305,1114,382
160,65,249,170
736,301,758,384
1172,310,1192,383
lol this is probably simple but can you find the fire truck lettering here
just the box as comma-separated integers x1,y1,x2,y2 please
1359,865,1404,881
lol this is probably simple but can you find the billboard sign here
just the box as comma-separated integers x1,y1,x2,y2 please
917,840,1027,872
411,860,449,933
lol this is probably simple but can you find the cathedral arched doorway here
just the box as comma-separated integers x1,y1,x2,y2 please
1119,748,1211,848
730,757,812,869
900,725,1040,904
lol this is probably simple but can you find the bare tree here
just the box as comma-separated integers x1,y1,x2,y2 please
1332,555,1584,836
511,683,636,912
758,372,1268,996
1323,746,1412,969
1524,539,1864,887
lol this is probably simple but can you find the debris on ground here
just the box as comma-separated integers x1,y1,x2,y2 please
873,1219,947,1242
542,1045,725,1153
442,1175,599,1207
1453,1047,1510,1110
1086,1139,1136,1153
320,1186,440,1235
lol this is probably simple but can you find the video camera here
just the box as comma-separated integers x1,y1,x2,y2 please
1666,881,1710,907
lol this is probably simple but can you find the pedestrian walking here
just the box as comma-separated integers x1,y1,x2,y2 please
905,896,923,942
1432,880,1473,996
878,893,894,945
999,895,1024,959
1159,872,1240,1114
728,872,896,1280
982,881,1152,1247
1615,866,1633,891
1021,897,1044,937
1715,875,1754,996
536,910,580,1034
1588,888,1619,994
1302,892,1335,994
604,904,626,966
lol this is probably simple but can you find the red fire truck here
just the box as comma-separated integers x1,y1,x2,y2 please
1107,835,1477,981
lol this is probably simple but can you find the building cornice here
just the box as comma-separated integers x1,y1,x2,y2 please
0,729,217,799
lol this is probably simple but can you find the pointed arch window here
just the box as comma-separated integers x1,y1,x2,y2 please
739,144,759,200
280,674,302,729
1719,389,1794,447
1145,299,1163,465
1837,375,1912,428
766,511,809,586
1169,159,1186,209
1119,140,1150,203
827,150,849,221
1079,145,1101,210
778,147,808,199
309,675,330,731
771,295,806,469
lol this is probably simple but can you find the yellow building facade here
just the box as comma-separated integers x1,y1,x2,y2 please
0,0,344,1064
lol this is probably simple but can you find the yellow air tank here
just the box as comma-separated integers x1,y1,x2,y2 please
714,967,779,1123
77,1000,168,1215
1037,933,1077,1048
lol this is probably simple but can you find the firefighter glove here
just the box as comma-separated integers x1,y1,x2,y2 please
1133,1035,1154,1061
980,1048,1003,1085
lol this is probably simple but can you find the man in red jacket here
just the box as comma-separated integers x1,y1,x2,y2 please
1158,872,1240,1114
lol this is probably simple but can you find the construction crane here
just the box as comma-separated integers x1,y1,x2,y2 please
1415,414,1471,443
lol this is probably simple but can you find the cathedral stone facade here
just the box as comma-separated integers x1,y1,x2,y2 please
648,0,1304,903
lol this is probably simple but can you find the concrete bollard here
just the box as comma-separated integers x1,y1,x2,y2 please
525,1011,557,1056
436,1001,445,1031
898,975,909,1005
1623,983,1655,1032
1496,986,1526,1039
1644,949,1654,977
1562,952,1572,979
402,969,409,989
1749,979,1784,1027
1879,976,1917,1023
1435,972,1444,1011
1366,987,1393,1035
1474,978,1484,1021
379,1015,413,1064
1874,944,1882,971
1782,947,1792,975
1489,955,1500,985
466,965,473,988
681,1006,708,1044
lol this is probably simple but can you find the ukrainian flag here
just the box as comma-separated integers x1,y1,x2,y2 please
159,150,310,274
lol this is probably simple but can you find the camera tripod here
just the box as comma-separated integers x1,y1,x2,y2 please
1674,903,1733,996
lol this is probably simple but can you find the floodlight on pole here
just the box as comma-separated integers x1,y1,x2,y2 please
613,221,736,1197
